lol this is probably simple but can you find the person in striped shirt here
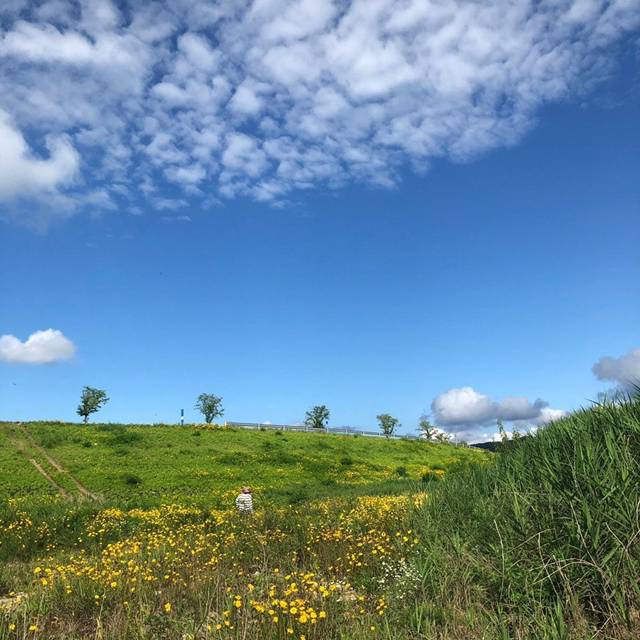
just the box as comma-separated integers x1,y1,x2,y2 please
235,486,253,514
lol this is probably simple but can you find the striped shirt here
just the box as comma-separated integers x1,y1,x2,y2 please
235,492,253,513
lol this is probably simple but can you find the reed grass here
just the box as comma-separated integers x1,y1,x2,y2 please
414,395,640,638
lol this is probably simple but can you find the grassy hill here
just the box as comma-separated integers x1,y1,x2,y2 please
0,421,483,507
1,400,638,640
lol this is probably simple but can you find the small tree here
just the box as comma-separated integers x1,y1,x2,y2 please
377,413,400,437
434,431,451,443
418,415,436,440
77,386,109,424
195,393,224,423
305,405,330,429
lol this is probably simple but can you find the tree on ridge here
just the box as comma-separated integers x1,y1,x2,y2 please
418,415,436,440
77,386,109,424
377,413,400,437
305,405,330,429
195,393,224,424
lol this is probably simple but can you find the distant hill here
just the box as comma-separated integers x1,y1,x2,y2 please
471,440,500,452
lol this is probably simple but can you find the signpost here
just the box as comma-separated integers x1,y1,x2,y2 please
180,409,184,426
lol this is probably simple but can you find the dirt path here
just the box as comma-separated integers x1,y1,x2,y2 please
28,458,73,500
6,429,73,501
6,423,100,503
15,424,100,502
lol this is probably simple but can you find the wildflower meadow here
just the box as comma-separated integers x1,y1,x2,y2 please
1,397,639,639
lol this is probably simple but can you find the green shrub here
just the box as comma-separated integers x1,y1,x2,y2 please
395,465,408,477
39,431,65,448
122,473,142,486
269,451,297,465
280,486,309,505
108,430,143,446
216,452,245,466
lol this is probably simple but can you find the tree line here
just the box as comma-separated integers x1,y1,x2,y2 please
75,386,449,440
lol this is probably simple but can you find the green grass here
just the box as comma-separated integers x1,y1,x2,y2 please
0,421,481,508
412,396,640,638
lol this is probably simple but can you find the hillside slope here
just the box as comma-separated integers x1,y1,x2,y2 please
0,421,485,506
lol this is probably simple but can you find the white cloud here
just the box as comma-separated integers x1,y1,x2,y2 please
1,21,97,64
153,197,188,211
0,19,146,72
0,0,638,225
499,396,548,422
164,163,206,185
229,81,264,116
258,0,337,42
430,385,566,442
431,387,496,426
222,133,268,178
592,348,640,388
535,407,568,425
177,32,220,72
430,387,552,426
80,0,121,33
0,108,78,200
0,328,76,364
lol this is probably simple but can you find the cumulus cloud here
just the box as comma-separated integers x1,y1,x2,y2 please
592,348,640,389
0,0,638,225
229,81,264,116
431,387,552,426
430,386,566,442
0,108,78,200
0,328,76,364
431,387,496,427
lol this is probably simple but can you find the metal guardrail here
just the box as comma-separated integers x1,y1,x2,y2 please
225,421,424,441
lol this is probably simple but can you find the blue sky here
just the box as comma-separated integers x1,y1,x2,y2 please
1,1,639,441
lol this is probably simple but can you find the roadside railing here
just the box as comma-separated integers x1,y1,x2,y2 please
225,421,424,441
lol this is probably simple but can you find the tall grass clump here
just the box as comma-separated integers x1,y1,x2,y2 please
415,396,640,638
